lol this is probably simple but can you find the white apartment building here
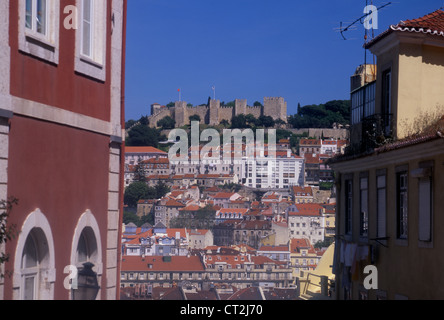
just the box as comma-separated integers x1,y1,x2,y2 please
287,203,325,245
243,150,305,189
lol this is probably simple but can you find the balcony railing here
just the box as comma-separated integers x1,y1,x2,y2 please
361,113,394,151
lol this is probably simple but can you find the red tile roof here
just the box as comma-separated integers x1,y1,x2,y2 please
288,203,323,217
292,186,313,197
125,146,167,154
122,256,205,272
212,192,236,199
165,199,186,207
366,9,444,48
392,9,444,34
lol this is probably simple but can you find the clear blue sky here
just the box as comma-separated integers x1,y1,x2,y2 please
124,0,444,121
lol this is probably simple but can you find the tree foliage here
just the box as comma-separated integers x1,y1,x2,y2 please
169,205,216,229
157,116,176,130
288,100,350,129
126,119,166,148
0,197,18,277
124,181,170,208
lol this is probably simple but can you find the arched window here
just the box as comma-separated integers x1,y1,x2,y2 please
76,227,98,266
13,209,55,300
70,210,103,300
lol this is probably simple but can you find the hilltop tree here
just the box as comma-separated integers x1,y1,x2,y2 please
126,124,164,147
157,116,176,130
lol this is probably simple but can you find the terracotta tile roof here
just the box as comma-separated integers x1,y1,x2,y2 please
179,204,200,212
292,186,313,197
366,9,444,48
212,192,236,199
288,203,323,217
165,199,186,207
140,158,169,164
121,256,205,272
125,146,167,154
227,287,264,300
299,139,321,146
392,9,444,34
290,238,315,254
258,245,289,252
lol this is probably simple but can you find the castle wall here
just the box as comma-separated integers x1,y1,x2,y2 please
187,105,209,125
218,106,235,124
246,106,262,119
148,108,173,128
148,97,288,127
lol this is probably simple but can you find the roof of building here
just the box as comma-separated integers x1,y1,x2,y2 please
125,146,168,154
366,9,444,49
212,192,237,199
288,203,323,217
290,238,316,254
165,199,186,207
226,287,264,300
121,256,205,272
140,157,169,164
292,186,313,197
300,139,321,146
258,245,290,252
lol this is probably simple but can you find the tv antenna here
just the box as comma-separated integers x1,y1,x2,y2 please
337,1,392,41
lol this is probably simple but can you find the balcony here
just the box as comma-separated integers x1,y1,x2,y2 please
361,113,394,151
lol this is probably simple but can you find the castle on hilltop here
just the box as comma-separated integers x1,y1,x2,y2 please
148,97,288,128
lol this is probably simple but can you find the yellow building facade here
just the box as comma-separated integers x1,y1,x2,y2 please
332,9,444,300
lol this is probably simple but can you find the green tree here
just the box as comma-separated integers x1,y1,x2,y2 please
157,116,176,130
155,182,170,199
258,115,275,128
231,114,247,129
125,119,137,129
253,101,263,107
124,181,150,208
189,114,201,123
245,114,258,127
126,124,163,147
0,197,18,276
123,211,140,225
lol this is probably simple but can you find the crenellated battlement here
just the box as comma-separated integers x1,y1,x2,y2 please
149,97,287,128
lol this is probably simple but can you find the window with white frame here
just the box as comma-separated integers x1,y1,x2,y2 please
19,0,60,64
20,228,51,300
415,164,434,243
25,0,47,36
75,0,107,81
359,176,368,238
376,173,387,239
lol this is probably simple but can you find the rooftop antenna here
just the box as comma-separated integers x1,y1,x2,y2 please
338,1,391,41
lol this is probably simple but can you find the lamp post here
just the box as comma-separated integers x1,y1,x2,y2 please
72,262,100,300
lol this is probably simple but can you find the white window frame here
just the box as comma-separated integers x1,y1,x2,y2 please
75,0,107,81
376,171,387,245
18,0,60,64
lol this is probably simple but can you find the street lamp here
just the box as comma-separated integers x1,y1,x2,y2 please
72,262,100,300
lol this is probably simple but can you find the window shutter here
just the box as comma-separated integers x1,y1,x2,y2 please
418,177,432,242
376,175,386,238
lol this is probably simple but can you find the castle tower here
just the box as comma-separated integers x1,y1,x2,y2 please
263,97,287,123
174,101,188,127
235,99,247,116
150,103,162,115
209,99,220,126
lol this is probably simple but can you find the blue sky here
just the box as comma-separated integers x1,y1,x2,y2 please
124,0,444,121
